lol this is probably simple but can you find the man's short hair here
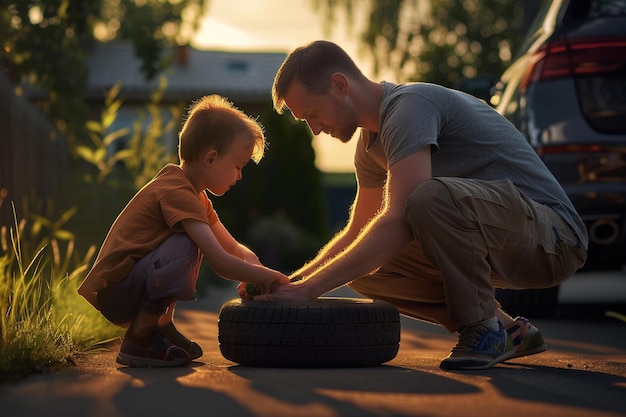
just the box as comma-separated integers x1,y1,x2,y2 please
272,40,363,114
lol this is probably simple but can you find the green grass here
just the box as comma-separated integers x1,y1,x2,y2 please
0,208,122,382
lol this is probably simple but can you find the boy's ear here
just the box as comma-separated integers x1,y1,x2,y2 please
203,149,218,165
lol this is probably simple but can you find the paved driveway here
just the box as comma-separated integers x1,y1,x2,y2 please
1,284,625,417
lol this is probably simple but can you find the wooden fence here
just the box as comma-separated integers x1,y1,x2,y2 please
0,70,68,228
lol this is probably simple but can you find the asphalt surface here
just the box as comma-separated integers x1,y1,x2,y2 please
1,283,625,417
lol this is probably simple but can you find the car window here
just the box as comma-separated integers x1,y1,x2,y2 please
515,0,553,55
568,0,626,18
590,0,626,16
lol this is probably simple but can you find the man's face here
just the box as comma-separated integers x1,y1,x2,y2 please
283,79,358,143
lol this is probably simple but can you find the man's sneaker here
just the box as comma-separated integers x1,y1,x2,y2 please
159,322,203,360
505,316,549,359
116,328,190,368
440,320,515,370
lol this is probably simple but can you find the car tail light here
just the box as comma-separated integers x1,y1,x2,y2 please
520,38,626,90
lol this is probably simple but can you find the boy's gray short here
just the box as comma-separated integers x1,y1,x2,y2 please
97,233,201,324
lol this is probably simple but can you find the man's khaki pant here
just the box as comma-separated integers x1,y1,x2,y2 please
348,178,587,332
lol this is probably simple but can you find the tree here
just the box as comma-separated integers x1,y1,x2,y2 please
0,0,207,146
313,0,538,87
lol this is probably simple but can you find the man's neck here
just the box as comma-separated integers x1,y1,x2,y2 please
357,79,384,133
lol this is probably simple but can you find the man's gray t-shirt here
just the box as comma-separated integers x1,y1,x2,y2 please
355,81,587,246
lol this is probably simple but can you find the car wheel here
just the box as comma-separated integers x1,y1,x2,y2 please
495,286,560,318
218,297,401,368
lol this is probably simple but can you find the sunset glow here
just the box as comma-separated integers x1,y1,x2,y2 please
191,0,360,172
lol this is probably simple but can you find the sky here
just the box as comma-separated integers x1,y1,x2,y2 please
190,0,366,173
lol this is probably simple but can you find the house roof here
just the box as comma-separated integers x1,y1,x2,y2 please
85,42,287,103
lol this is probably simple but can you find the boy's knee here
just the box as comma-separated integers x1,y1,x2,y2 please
155,233,199,260
166,233,197,251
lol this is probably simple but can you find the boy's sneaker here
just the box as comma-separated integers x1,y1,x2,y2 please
116,328,190,368
505,316,549,359
440,320,515,370
159,322,203,360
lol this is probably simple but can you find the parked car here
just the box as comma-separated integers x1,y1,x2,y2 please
460,0,626,317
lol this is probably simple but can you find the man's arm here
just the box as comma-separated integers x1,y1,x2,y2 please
292,184,384,277
256,147,432,301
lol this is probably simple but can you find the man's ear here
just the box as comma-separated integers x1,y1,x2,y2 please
330,73,349,96
203,149,218,166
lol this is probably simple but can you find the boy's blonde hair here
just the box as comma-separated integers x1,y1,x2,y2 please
178,95,266,164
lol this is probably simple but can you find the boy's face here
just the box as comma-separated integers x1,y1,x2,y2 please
204,134,253,196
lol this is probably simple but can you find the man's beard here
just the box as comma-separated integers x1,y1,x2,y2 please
332,98,358,142
333,126,357,142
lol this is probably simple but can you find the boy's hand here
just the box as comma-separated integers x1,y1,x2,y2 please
245,282,263,297
237,281,273,300
238,274,291,300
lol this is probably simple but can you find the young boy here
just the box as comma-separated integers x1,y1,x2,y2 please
78,94,290,368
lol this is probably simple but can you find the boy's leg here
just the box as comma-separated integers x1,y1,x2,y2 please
142,232,203,306
134,233,203,360
112,233,201,367
157,301,176,326
157,302,203,360
113,296,189,367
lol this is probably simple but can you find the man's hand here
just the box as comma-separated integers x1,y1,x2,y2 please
237,279,315,302
252,280,315,302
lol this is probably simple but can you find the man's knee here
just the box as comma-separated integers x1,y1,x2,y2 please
405,179,455,228
347,277,369,294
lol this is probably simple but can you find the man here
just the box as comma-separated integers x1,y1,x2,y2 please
254,40,587,370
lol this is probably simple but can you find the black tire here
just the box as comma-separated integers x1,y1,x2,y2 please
218,297,401,368
495,286,560,318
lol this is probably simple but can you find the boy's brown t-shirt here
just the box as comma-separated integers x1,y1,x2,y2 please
79,164,219,296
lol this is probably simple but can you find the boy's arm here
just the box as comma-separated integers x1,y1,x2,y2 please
234,185,384,299
209,220,261,265
181,219,288,288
